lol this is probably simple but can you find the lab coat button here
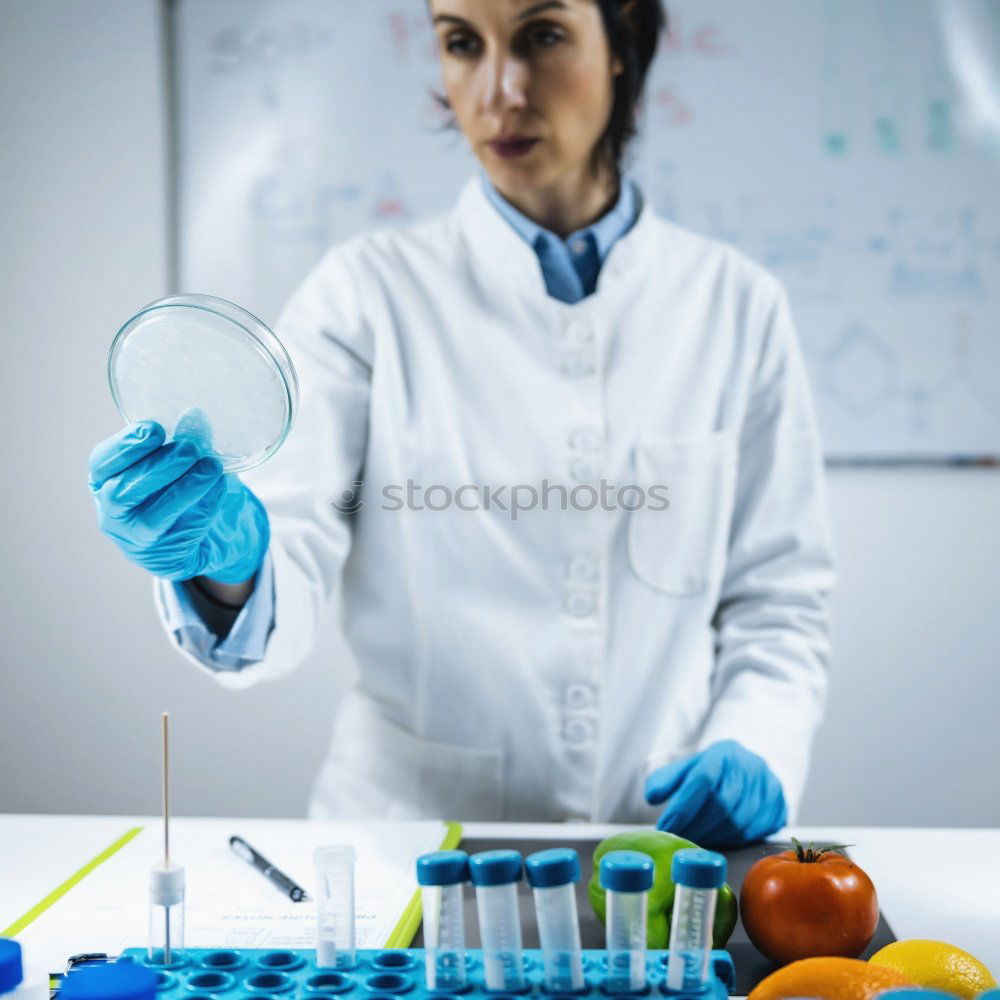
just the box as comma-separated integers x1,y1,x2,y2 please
565,591,596,617
567,556,598,582
563,717,595,745
569,427,602,453
564,322,595,346
565,682,595,709
561,353,596,378
570,458,598,483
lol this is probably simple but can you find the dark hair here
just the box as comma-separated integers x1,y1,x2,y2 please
431,0,667,180
594,0,667,176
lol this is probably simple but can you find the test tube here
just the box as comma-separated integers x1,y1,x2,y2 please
525,848,585,993
664,849,726,995
148,863,185,964
315,845,356,969
600,850,654,994
469,850,526,992
417,850,470,992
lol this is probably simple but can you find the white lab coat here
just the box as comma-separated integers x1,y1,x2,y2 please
157,177,834,824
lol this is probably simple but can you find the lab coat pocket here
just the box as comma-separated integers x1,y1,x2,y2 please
627,432,738,596
312,691,505,820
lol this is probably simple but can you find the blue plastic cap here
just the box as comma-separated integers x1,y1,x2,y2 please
525,848,581,888
468,849,523,887
671,848,727,890
599,850,654,893
0,939,23,992
60,961,158,999
879,993,966,999
416,850,470,886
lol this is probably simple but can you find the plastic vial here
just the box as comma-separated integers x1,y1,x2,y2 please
525,848,585,993
60,961,158,1000
315,845,357,969
417,850,470,991
0,940,48,1000
148,862,185,965
881,993,975,999
665,849,727,994
469,849,526,992
600,850,654,994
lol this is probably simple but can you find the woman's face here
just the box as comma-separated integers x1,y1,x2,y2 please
430,0,620,195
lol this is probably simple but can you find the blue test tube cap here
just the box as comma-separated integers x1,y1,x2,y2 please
416,849,470,886
880,993,963,999
671,848,727,890
0,939,23,992
599,850,654,893
525,848,581,888
60,961,158,999
468,849,523,886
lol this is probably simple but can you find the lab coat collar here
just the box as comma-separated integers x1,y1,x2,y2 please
479,172,640,266
455,176,656,307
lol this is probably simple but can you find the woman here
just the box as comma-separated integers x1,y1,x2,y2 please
88,0,833,847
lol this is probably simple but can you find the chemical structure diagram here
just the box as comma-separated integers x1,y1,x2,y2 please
639,172,843,301
866,206,988,298
819,313,998,440
250,157,362,247
250,161,414,250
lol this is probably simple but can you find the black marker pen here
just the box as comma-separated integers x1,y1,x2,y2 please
229,835,310,902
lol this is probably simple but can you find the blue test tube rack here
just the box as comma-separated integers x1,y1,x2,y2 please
93,946,735,999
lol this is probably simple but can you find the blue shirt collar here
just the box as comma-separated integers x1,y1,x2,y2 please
481,174,638,266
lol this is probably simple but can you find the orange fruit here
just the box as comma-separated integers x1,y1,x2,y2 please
748,956,915,1000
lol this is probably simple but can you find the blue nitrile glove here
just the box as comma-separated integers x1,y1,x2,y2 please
88,420,270,583
644,740,787,849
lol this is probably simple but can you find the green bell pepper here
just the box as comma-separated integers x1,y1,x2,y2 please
588,830,738,949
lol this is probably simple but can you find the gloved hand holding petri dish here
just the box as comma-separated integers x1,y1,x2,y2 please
108,293,298,472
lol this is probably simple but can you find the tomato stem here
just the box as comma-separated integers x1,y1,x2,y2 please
790,837,855,862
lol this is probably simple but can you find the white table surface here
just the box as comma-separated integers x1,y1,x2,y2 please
2,816,998,989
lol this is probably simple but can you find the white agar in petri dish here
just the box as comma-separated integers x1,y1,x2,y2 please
108,294,298,472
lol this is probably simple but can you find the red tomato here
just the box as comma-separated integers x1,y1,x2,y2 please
740,843,880,966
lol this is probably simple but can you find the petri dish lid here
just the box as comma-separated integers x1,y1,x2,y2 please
109,294,299,473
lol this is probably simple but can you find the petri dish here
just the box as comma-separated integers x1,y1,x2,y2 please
108,293,298,472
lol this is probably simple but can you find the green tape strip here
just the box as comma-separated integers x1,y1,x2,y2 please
383,821,463,949
1,826,144,938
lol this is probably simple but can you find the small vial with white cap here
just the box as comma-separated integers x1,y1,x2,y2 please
469,849,526,992
525,848,585,993
0,940,48,1000
665,849,727,995
417,850,470,991
315,845,357,968
600,850,654,994
60,961,158,1000
148,862,185,964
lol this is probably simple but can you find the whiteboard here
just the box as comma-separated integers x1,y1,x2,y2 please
173,0,1000,460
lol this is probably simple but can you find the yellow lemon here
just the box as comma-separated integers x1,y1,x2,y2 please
869,939,996,999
